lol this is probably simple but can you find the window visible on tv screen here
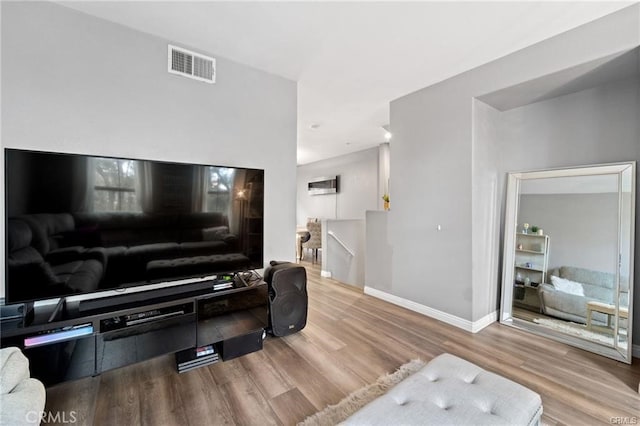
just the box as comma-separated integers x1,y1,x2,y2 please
5,148,264,304
93,158,139,212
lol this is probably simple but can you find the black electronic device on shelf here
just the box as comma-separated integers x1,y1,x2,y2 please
100,302,193,332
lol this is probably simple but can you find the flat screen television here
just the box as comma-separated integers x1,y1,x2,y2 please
5,148,264,304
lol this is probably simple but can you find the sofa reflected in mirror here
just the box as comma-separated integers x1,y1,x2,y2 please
524,266,628,352
539,267,628,325
501,162,635,363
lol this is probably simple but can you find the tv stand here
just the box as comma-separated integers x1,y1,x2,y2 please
0,281,268,386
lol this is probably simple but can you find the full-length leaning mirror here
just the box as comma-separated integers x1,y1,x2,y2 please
500,162,635,363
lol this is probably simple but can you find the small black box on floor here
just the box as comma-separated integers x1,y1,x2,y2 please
218,329,264,361
175,345,220,373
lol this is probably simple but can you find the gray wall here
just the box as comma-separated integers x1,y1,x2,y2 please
472,99,503,321
519,193,619,273
0,2,298,298
296,147,379,225
365,211,392,292
498,78,639,169
388,5,640,328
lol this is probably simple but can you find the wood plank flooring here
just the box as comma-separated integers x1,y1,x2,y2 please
45,262,640,425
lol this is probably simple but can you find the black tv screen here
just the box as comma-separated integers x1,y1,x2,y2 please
5,148,264,304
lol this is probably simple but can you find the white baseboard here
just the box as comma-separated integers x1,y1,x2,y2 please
471,310,499,333
321,270,332,278
363,286,496,333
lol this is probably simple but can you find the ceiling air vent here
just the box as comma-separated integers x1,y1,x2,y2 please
168,44,216,84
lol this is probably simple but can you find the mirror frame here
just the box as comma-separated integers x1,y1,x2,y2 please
500,162,635,363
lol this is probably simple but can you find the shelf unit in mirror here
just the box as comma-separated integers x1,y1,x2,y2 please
513,233,550,311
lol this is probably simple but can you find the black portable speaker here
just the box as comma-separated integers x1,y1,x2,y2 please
264,261,308,337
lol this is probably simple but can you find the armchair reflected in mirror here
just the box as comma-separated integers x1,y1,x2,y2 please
500,162,635,363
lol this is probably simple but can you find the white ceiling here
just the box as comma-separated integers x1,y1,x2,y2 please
60,1,632,164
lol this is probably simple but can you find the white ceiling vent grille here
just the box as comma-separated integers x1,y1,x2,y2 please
168,44,216,84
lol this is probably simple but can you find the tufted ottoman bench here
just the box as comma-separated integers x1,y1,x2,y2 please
343,353,542,426
146,253,251,281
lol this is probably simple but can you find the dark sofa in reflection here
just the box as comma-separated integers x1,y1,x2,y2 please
7,212,250,301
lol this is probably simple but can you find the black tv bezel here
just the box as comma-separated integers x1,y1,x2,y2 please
4,147,265,305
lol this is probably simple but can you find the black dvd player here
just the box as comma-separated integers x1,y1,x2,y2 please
100,303,193,332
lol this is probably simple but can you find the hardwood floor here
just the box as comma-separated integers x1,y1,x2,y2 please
45,262,640,425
